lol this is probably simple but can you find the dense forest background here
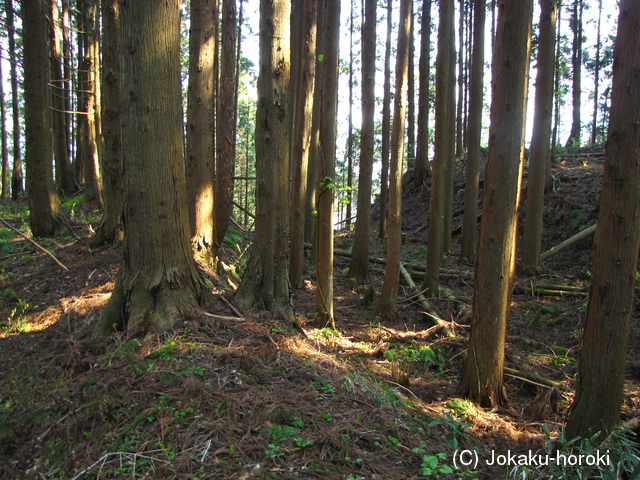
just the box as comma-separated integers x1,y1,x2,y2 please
1,0,640,479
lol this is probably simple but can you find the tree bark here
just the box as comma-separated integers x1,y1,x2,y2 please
50,0,77,195
289,0,317,289
414,0,431,187
376,0,411,317
461,0,533,408
590,0,603,145
348,0,376,282
314,0,340,328
0,42,8,198
91,0,124,247
185,0,217,258
565,0,583,148
235,0,294,322
460,0,485,263
566,0,640,439
215,0,238,249
97,0,211,335
521,0,558,273
379,0,393,239
22,0,62,237
6,0,23,199
423,0,454,296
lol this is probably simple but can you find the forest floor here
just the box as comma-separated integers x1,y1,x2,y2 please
1,148,640,480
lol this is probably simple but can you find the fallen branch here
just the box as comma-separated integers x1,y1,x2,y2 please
540,223,597,262
504,366,570,392
398,261,454,338
0,217,69,271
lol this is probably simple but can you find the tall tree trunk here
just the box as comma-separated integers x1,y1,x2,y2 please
91,0,124,247
566,0,640,440
414,0,431,187
6,0,22,199
565,0,583,148
442,11,456,254
423,0,454,296
235,0,294,322
455,0,465,156
314,0,340,328
551,4,562,160
289,0,317,289
50,0,76,195
460,0,485,263
406,0,415,170
97,0,211,336
0,43,8,198
460,0,533,408
590,0,603,145
61,0,73,165
376,0,410,317
216,0,238,249
521,0,558,273
77,0,103,208
345,0,354,230
22,0,62,236
185,0,217,259
379,0,392,239
348,0,376,282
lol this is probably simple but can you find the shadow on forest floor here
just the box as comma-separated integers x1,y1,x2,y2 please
1,149,640,479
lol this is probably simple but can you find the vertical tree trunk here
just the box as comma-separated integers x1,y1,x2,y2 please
91,0,124,247
185,0,217,259
460,0,485,263
61,0,73,165
590,0,603,145
376,0,411,317
77,0,103,208
521,0,558,273
442,17,457,254
50,0,77,195
235,0,294,322
551,5,562,160
289,0,317,289
6,0,22,199
0,43,8,198
216,0,238,249
565,0,583,148
348,0,376,282
22,0,62,236
406,0,415,170
379,0,393,239
566,0,640,440
415,0,432,187
314,0,340,328
423,0,454,296
460,0,533,408
97,0,210,336
345,0,354,230
455,0,465,156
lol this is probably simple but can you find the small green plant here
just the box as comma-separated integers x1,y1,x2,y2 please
429,411,472,449
265,443,285,459
447,399,475,420
314,374,336,395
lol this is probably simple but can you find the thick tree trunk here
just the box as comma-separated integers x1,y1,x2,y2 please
185,0,217,258
348,0,376,282
590,0,603,145
414,0,431,187
345,0,354,230
22,0,62,237
423,0,454,296
91,0,124,247
215,0,238,249
521,0,558,273
235,0,294,321
376,0,410,317
314,0,340,328
460,0,485,263
566,0,640,439
289,0,316,289
461,0,533,408
406,0,415,171
97,0,210,336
